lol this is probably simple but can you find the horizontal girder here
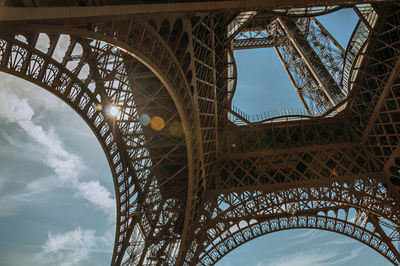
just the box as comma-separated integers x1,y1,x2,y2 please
1,1,400,266
196,178,400,264
0,1,392,22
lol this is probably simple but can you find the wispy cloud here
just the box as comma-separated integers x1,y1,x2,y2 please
0,194,21,217
287,229,322,245
0,72,117,265
76,180,115,216
257,245,362,266
0,86,115,218
36,227,96,266
322,247,363,265
34,226,114,266
260,250,333,266
260,250,336,266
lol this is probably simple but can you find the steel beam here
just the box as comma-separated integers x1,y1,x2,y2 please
275,45,312,114
277,17,337,106
0,0,392,22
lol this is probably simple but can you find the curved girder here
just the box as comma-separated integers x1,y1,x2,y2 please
0,33,143,264
199,213,399,265
0,28,195,265
1,2,399,266
0,14,211,264
268,5,344,17
212,179,400,224
193,178,400,265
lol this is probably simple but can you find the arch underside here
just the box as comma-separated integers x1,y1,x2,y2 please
191,4,400,265
0,24,193,265
201,214,398,265
0,2,399,266
197,179,400,265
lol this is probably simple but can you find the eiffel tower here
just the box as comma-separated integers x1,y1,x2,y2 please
0,0,399,265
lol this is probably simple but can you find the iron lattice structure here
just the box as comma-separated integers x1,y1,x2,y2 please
0,0,400,265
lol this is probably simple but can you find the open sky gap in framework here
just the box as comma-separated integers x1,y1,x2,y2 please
0,6,392,266
0,1,398,266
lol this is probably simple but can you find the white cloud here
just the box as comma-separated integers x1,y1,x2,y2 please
259,246,362,266
0,175,60,218
0,89,34,122
322,238,355,246
0,72,68,112
20,175,60,198
34,227,114,266
262,250,335,266
37,227,95,266
76,180,115,217
0,85,115,218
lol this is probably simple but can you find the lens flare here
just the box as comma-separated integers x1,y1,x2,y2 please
150,116,165,131
168,120,184,137
96,103,103,111
139,114,151,126
109,106,119,116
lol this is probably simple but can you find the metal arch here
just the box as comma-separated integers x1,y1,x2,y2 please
0,29,196,265
1,2,399,266
199,213,399,265
0,34,140,265
0,17,207,264
195,179,400,265
210,180,400,226
81,39,190,265
74,24,196,264
200,5,400,264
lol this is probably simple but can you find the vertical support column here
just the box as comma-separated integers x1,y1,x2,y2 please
277,17,338,107
311,17,345,54
274,45,312,115
211,15,219,155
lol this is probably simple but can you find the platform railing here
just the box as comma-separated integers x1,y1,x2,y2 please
228,104,311,125
228,4,378,126
341,4,378,92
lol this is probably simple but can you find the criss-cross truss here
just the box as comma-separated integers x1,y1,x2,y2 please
0,0,399,265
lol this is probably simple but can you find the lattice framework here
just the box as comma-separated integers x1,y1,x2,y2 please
0,1,399,265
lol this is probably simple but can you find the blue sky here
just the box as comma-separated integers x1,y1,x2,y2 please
0,7,392,266
0,75,115,265
232,7,362,116
222,7,391,266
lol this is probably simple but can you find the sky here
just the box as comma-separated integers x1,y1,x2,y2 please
221,7,391,266
0,7,393,266
0,74,115,265
232,7,363,116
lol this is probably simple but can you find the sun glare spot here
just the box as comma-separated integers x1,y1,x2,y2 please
139,114,151,126
96,103,103,111
109,106,119,117
150,116,165,131
168,120,184,137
